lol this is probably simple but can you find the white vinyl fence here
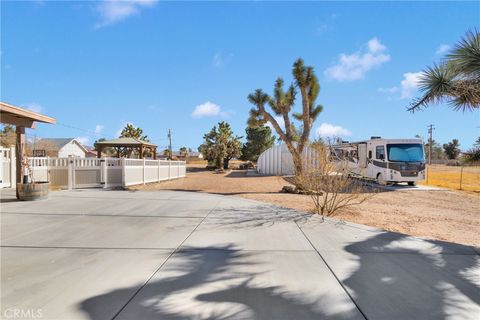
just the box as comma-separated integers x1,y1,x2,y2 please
0,148,186,190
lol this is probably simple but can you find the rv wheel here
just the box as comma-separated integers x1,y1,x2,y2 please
408,181,416,186
376,173,387,186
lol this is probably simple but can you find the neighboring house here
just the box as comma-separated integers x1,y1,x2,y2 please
34,138,89,158
85,149,98,158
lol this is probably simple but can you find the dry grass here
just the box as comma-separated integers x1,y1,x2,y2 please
131,164,480,246
420,165,480,192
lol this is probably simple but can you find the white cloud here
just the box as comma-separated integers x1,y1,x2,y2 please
94,124,104,135
192,101,221,118
436,44,450,55
23,103,43,113
325,37,391,81
316,123,352,138
400,72,423,99
76,136,90,146
212,52,234,68
378,86,398,94
95,0,157,28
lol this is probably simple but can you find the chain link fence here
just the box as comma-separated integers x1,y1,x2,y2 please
424,165,480,192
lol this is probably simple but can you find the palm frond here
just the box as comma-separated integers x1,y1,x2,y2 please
447,29,480,77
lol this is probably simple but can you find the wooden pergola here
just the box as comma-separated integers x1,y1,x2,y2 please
95,137,157,159
0,102,56,198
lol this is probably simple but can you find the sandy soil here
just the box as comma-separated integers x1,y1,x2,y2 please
132,165,480,246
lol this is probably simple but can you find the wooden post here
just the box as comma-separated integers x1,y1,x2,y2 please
153,148,157,160
121,158,126,187
459,166,463,190
10,146,15,188
142,158,146,184
100,158,107,189
140,145,144,159
15,126,25,199
97,146,103,158
67,155,74,190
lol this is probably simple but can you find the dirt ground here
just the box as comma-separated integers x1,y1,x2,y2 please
132,164,480,246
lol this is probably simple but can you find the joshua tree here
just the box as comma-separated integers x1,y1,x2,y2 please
120,123,149,141
248,59,324,175
198,122,242,169
443,139,461,159
179,147,189,158
408,30,480,112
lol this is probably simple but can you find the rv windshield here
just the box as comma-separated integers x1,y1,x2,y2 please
387,144,424,162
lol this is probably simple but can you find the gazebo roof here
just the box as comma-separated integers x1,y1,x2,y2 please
95,137,156,148
0,101,56,128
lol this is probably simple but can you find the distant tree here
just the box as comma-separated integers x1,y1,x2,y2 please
463,148,480,164
118,124,150,158
248,58,324,175
474,137,480,147
443,139,461,159
424,139,444,160
94,138,115,156
463,137,480,164
408,30,480,112
198,121,242,169
162,149,172,158
241,125,275,162
120,123,149,141
26,138,59,157
0,125,16,147
179,147,189,158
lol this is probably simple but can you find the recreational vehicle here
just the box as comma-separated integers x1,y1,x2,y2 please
332,137,426,186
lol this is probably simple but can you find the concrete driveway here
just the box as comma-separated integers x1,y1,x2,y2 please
1,189,479,320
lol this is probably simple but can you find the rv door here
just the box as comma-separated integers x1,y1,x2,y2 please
358,144,367,168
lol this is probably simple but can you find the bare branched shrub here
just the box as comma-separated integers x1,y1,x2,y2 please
294,144,375,221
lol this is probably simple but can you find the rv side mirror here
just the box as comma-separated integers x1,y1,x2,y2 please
379,154,385,160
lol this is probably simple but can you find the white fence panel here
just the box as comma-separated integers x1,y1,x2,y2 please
0,147,14,188
1,154,186,189
74,158,101,188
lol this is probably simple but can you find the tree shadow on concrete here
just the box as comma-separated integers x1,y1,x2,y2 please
342,231,480,319
207,205,310,229
79,245,358,320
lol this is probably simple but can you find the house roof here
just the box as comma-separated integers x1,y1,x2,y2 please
0,101,56,128
39,138,89,153
95,137,157,148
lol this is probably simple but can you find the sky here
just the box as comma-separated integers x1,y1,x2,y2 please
1,0,479,151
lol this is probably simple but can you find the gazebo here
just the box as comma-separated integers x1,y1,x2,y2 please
0,102,56,198
95,137,157,159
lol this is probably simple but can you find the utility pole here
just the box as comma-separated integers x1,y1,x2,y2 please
167,129,173,160
427,124,434,165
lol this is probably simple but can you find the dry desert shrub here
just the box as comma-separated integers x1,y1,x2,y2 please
294,144,375,221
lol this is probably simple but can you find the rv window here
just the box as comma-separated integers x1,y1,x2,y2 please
368,150,372,159
376,146,385,160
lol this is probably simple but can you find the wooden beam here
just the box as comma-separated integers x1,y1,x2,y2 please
0,113,36,128
0,102,56,124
